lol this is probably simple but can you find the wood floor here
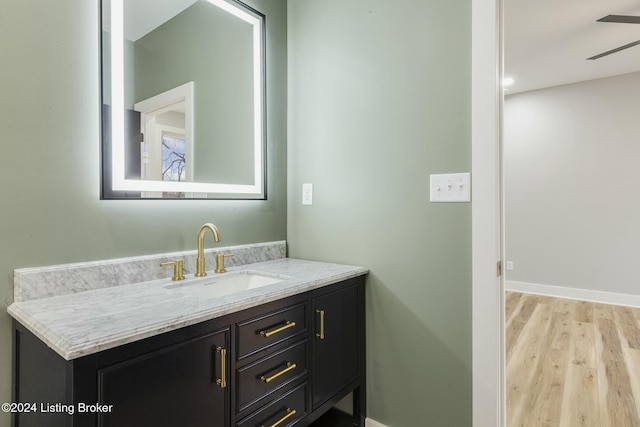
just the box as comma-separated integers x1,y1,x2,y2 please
506,292,640,427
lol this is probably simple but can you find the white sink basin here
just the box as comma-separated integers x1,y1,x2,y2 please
165,271,288,299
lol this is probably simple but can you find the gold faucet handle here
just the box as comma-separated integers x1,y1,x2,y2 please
215,254,234,273
160,260,185,281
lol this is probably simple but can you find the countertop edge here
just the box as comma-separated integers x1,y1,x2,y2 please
9,260,368,360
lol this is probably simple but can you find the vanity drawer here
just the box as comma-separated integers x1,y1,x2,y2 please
237,340,308,414
236,381,308,427
236,303,307,359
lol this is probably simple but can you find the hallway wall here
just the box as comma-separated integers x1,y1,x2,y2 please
505,72,640,296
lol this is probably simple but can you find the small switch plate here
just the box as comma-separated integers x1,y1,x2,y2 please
302,183,313,205
429,173,471,202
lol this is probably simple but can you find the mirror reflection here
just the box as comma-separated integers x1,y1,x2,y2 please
101,0,266,199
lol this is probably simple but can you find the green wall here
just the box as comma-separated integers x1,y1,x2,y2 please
287,0,472,425
0,1,286,426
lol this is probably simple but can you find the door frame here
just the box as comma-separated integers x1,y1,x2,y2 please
471,0,504,425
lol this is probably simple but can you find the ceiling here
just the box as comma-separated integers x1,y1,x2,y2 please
124,0,197,41
102,0,198,41
505,0,640,94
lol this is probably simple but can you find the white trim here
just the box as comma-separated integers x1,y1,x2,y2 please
135,82,194,187
134,81,194,115
365,418,389,427
472,0,504,426
506,280,640,308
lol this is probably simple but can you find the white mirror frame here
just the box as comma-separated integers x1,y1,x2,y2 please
108,0,265,197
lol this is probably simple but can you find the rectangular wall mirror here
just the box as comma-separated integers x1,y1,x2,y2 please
101,0,266,199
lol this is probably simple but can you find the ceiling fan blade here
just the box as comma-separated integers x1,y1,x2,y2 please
597,15,640,24
587,39,640,60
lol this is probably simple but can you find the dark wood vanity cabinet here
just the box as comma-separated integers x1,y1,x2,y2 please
12,323,232,427
312,285,361,410
99,328,230,427
12,275,365,427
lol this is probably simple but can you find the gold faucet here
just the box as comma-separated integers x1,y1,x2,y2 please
196,223,220,277
215,254,234,273
160,260,185,281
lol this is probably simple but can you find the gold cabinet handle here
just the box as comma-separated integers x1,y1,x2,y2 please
215,347,227,388
316,309,325,340
259,321,296,338
260,362,297,384
263,408,297,427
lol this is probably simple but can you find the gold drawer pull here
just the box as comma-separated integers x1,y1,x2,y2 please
260,321,296,338
215,347,227,388
260,362,297,384
316,309,325,340
263,408,297,427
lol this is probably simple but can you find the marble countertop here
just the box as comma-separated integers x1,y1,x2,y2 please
7,258,368,361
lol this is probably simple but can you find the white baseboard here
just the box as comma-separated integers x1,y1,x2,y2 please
506,280,640,308
366,418,389,427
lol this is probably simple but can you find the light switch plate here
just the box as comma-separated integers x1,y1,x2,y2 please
302,183,313,205
430,173,471,202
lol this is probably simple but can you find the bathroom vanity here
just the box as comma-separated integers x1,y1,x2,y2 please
8,250,367,427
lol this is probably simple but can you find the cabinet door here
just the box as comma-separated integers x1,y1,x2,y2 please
311,285,360,409
98,328,229,427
